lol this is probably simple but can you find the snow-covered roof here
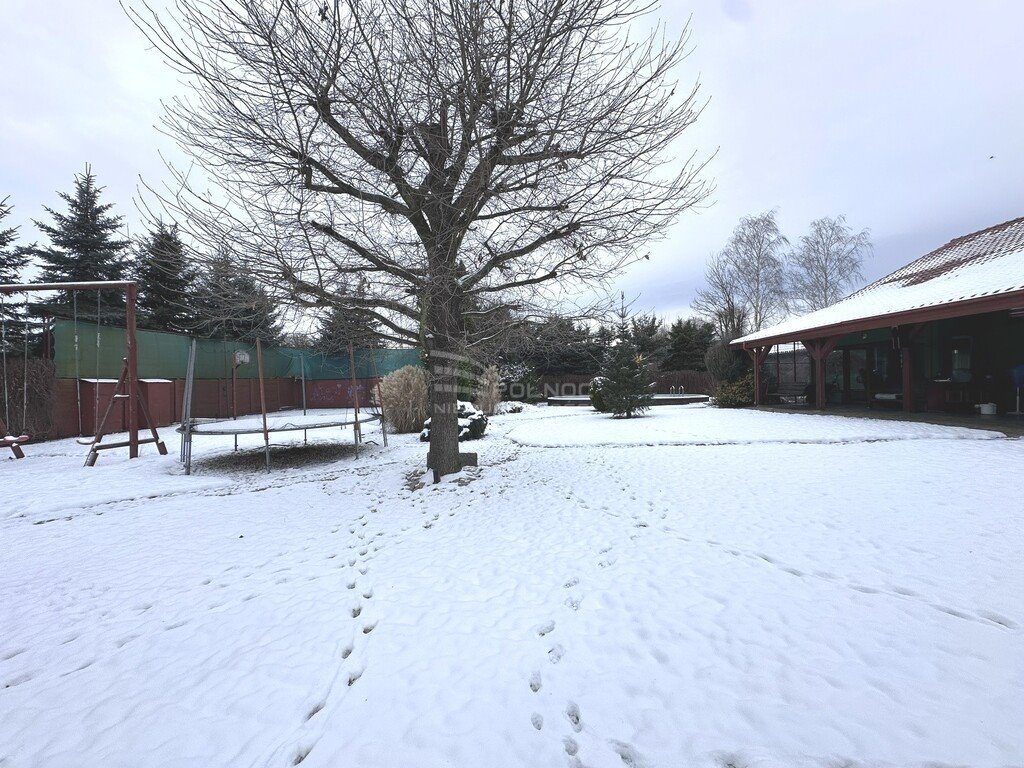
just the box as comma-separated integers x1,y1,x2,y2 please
734,216,1024,346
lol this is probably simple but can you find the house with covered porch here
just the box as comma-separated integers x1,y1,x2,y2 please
732,216,1024,415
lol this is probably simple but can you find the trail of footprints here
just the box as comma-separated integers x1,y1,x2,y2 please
286,507,385,766
527,573,591,764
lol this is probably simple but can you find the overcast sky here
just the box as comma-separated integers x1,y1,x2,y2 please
2,0,1022,321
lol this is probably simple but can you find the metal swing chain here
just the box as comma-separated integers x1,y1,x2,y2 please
94,290,102,436
21,317,28,434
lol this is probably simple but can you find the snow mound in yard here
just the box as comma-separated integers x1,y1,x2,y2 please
505,403,1003,447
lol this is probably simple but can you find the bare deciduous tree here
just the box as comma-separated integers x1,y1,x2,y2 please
691,250,747,340
724,209,788,331
786,215,871,312
692,209,787,336
129,0,710,477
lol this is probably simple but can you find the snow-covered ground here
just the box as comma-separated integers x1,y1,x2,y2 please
1,404,1021,768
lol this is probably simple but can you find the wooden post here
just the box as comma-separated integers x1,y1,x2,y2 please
745,345,772,406
902,344,913,413
815,351,827,411
125,283,139,458
256,338,271,472
348,342,361,447
802,336,842,411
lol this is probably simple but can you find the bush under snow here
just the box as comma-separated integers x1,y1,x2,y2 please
420,401,488,442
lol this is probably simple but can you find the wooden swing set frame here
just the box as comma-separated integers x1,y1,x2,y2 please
0,280,167,464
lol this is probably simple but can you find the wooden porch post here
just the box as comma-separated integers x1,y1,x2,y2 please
814,345,827,411
902,344,913,413
745,345,772,406
900,323,928,413
802,336,842,411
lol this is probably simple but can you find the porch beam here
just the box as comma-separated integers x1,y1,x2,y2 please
734,288,1024,350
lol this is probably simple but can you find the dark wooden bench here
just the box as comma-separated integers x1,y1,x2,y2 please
766,383,807,405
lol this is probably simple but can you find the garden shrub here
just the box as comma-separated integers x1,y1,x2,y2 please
495,401,528,415
704,341,748,385
588,376,610,412
714,372,755,408
420,401,488,442
378,365,429,433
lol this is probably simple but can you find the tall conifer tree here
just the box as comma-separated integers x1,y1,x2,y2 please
31,166,130,317
134,222,201,332
0,197,28,325
195,249,283,344
662,318,715,371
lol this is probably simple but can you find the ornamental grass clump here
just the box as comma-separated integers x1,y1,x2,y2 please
475,365,501,415
378,365,429,433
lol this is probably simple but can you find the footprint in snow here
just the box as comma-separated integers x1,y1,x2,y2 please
548,644,565,664
536,620,556,637
529,671,542,692
610,740,648,767
531,712,543,730
565,701,582,732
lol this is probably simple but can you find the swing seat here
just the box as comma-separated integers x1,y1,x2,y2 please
1,434,29,445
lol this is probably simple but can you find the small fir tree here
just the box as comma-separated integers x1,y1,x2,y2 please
598,301,654,418
134,222,202,332
31,166,130,316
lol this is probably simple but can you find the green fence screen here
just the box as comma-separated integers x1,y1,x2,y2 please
52,319,421,380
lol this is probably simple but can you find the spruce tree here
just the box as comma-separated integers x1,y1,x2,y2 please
31,166,130,317
315,303,381,355
629,313,668,368
0,197,28,325
598,302,654,418
134,222,201,332
662,318,716,371
195,249,283,344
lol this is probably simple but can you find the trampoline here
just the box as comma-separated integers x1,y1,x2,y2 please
178,408,383,474
177,337,389,474
181,408,380,436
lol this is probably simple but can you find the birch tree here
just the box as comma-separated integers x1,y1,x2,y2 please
787,215,871,312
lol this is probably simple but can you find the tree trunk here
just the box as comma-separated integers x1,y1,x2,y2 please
425,266,464,479
426,343,462,477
